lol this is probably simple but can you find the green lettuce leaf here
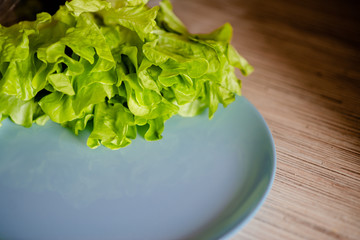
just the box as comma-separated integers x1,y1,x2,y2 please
0,92,45,127
87,101,135,149
156,0,188,35
0,0,253,150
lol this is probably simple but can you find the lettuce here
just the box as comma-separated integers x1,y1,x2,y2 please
0,0,253,150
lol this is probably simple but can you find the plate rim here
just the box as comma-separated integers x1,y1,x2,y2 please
217,97,277,240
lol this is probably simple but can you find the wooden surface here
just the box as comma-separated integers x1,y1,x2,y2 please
170,0,360,239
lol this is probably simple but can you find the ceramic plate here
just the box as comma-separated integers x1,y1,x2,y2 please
0,97,276,240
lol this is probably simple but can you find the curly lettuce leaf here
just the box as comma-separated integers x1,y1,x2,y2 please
0,92,45,127
87,101,135,149
0,0,253,150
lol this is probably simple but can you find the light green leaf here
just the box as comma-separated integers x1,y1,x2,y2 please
87,102,135,149
65,0,111,17
0,54,39,101
0,93,41,127
227,45,254,76
108,0,149,8
48,73,75,95
144,117,164,141
102,5,159,40
38,91,79,123
157,0,188,34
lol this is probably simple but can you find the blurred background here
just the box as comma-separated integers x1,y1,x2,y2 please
0,0,66,25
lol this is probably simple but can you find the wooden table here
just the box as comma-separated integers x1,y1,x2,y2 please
170,0,360,239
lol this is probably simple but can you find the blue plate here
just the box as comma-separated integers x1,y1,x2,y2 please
0,97,275,240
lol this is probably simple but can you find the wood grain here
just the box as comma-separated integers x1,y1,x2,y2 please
170,0,360,239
